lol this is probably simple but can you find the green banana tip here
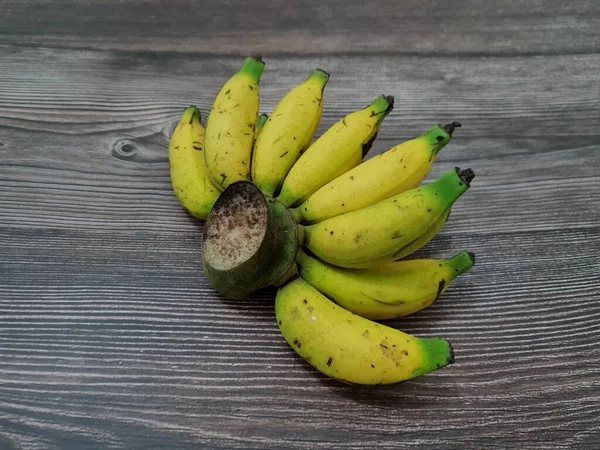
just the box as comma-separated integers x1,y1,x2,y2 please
257,113,268,127
442,122,462,135
419,338,455,370
449,251,476,274
369,95,395,114
312,68,331,82
240,56,265,81
456,167,476,186
181,106,200,124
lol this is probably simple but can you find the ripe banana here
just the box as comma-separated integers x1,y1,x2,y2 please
393,207,451,260
301,167,475,268
205,56,265,190
292,122,462,224
297,250,474,320
276,95,394,207
276,278,454,385
252,69,329,197
168,106,220,219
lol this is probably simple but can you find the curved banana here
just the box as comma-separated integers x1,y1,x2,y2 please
205,56,265,190
297,250,474,320
168,106,220,219
292,122,461,224
301,167,475,268
276,278,454,385
276,95,394,207
252,69,329,197
393,207,451,261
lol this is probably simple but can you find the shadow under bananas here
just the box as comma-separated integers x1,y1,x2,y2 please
291,353,453,410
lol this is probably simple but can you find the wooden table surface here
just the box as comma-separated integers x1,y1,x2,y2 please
1,1,599,448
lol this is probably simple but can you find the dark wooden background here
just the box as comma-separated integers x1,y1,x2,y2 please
1,1,599,448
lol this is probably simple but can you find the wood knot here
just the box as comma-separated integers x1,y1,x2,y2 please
111,133,169,163
112,139,138,161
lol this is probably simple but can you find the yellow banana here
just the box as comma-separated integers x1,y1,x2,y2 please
168,106,220,219
393,207,451,261
252,69,329,197
276,95,394,207
297,250,474,320
205,56,265,190
276,278,454,385
292,122,461,224
301,168,475,268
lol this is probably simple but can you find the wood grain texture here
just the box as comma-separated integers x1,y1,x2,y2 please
1,0,599,56
1,1,600,449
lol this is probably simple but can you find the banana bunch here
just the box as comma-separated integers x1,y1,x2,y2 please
168,56,477,386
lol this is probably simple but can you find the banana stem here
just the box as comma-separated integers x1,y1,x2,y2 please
257,113,268,132
239,56,265,83
311,68,331,83
369,95,395,116
295,247,309,265
427,167,474,207
457,168,476,186
416,338,454,375
442,122,462,135
296,224,307,247
448,251,475,276
181,106,200,124
288,207,304,224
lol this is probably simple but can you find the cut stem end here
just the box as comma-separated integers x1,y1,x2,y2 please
442,122,462,135
456,167,476,186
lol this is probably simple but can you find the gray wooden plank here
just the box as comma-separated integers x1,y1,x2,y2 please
1,225,600,449
0,0,599,56
1,48,599,236
1,47,599,137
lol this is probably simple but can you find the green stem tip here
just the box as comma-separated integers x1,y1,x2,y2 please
448,251,476,275
240,56,265,83
418,338,455,375
369,95,395,114
311,68,331,83
427,167,474,207
181,106,200,124
257,113,268,131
